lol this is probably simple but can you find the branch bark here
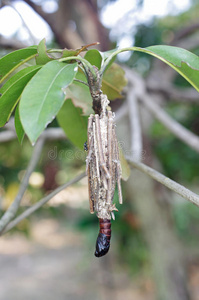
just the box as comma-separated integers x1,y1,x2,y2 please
22,0,109,50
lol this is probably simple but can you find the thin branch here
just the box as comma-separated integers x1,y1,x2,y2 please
73,79,89,87
0,35,26,49
172,22,199,43
125,68,199,154
127,158,199,208
127,84,143,161
0,127,67,143
147,83,199,103
140,93,199,153
40,128,66,140
0,130,16,142
0,112,128,144
6,1,37,44
2,172,86,234
0,137,45,233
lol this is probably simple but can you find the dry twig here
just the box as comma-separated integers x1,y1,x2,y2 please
2,172,86,234
0,137,45,233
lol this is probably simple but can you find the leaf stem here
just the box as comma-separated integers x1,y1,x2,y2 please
59,56,97,82
73,79,89,87
99,47,141,76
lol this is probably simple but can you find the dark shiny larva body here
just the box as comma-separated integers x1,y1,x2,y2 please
95,218,111,257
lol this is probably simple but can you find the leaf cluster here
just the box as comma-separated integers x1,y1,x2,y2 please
0,39,127,147
1,39,199,151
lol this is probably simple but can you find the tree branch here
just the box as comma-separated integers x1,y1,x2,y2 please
0,130,16,142
172,22,199,43
0,35,26,49
1,172,86,234
125,68,199,154
0,126,67,143
127,84,143,161
40,128,67,140
6,0,37,44
147,83,199,104
127,158,199,208
140,92,199,153
0,137,45,233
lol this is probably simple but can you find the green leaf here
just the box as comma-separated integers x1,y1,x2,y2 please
0,65,41,127
102,45,199,93
0,46,37,84
20,61,78,144
63,69,93,115
15,104,25,144
57,99,88,149
146,45,199,92
84,49,102,69
102,63,127,100
35,38,54,65
119,148,130,181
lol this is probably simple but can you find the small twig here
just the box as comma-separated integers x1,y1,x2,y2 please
95,114,110,178
0,127,67,142
40,128,67,140
73,79,89,87
59,56,98,82
125,67,199,154
140,93,199,153
2,172,86,234
127,85,143,161
0,137,45,233
5,1,37,44
0,130,16,142
0,35,25,49
127,158,199,208
146,83,199,103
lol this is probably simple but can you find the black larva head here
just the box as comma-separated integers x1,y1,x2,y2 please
95,233,110,257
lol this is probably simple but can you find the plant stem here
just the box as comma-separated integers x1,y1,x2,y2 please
99,47,141,77
73,79,89,86
59,56,97,81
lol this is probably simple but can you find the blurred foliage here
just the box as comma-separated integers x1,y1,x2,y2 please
173,201,199,245
150,102,199,248
150,103,199,182
0,128,86,236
